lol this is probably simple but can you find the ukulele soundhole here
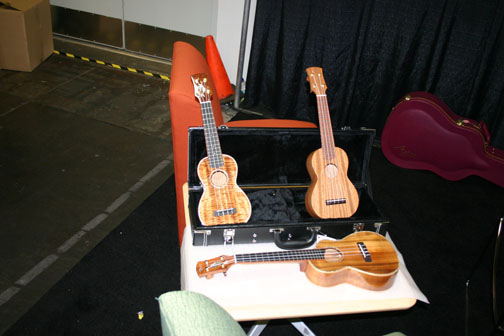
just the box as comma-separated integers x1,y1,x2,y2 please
324,248,344,263
210,169,229,188
324,163,339,178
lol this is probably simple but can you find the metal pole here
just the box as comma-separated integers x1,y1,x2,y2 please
493,217,503,331
121,0,126,50
233,0,251,110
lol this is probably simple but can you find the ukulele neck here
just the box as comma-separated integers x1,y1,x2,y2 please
200,101,224,168
235,249,326,263
316,94,336,160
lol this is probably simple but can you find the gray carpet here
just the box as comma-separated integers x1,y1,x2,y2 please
0,51,173,334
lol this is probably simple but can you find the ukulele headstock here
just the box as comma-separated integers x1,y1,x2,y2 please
196,255,235,279
306,67,327,96
191,73,213,104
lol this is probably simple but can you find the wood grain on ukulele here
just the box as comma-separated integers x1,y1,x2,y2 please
191,73,251,226
305,67,359,219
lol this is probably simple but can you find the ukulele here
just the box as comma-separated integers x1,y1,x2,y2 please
196,231,399,290
191,73,252,226
305,67,359,219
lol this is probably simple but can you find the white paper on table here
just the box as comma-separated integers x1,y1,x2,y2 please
180,224,429,317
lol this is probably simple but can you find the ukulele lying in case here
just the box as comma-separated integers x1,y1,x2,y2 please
381,92,504,187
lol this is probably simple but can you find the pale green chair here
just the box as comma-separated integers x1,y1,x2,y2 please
158,290,246,336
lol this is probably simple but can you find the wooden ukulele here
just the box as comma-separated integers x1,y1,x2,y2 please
305,67,359,219
191,73,252,226
196,231,399,290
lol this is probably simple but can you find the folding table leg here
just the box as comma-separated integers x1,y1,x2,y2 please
247,320,268,336
290,319,317,336
246,319,317,336
493,218,503,334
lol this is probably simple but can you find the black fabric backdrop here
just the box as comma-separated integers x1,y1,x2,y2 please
243,0,504,149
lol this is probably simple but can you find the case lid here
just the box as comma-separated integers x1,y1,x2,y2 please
188,127,375,190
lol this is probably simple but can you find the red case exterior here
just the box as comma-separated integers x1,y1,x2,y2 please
381,91,504,188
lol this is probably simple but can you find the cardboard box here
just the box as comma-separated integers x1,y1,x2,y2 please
0,0,53,71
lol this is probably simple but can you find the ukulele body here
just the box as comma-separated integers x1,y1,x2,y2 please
305,147,359,219
304,231,399,290
197,154,252,226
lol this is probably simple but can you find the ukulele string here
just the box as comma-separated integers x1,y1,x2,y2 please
238,247,370,257
317,93,345,213
317,94,335,205
203,101,234,223
235,248,370,262
202,101,227,222
215,150,234,222
219,156,234,220
313,71,343,211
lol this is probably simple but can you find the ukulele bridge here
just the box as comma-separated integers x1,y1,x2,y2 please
326,198,347,205
357,242,372,262
213,208,237,217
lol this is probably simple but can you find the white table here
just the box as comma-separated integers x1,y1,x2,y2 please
179,184,428,334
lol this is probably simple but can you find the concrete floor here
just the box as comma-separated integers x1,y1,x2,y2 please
0,39,177,334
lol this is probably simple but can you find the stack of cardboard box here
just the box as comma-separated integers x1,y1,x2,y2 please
0,0,53,71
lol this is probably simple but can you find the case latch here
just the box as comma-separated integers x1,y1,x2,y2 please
269,228,285,234
353,223,365,232
223,229,235,246
374,222,384,233
194,230,211,246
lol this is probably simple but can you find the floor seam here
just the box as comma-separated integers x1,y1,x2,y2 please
0,157,173,308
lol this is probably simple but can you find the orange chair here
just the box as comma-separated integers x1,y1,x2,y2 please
169,41,316,245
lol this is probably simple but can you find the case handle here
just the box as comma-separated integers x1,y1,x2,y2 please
273,228,318,250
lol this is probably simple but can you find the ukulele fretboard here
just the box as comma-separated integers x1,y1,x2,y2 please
235,249,326,263
316,94,336,161
201,101,224,168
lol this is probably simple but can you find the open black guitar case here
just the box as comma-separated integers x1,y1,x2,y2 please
187,126,388,248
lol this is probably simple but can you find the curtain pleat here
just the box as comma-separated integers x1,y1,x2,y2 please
243,0,504,148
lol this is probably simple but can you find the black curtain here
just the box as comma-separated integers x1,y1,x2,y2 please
243,0,504,148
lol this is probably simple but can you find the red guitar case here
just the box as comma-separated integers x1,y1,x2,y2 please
381,91,504,188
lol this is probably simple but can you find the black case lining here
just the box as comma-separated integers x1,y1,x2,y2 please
187,127,388,246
